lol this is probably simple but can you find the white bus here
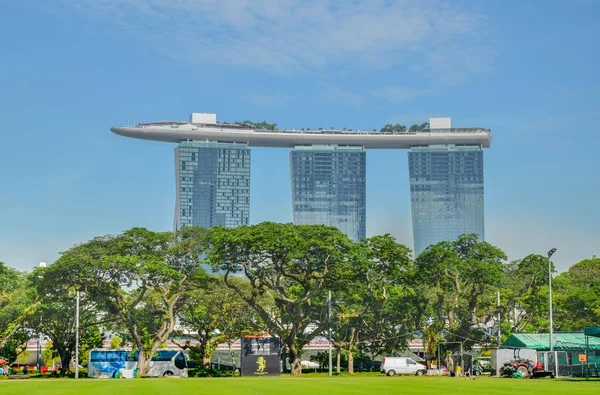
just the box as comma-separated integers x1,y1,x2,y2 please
88,349,188,378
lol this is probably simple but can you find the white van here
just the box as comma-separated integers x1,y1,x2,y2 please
381,357,427,376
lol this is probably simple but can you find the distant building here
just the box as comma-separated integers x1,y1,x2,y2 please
111,113,492,245
174,141,250,230
409,118,485,256
290,145,366,241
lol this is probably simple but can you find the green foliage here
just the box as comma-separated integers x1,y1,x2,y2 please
29,265,111,374
408,122,430,132
79,326,104,368
40,226,209,377
416,234,506,348
380,124,407,133
233,120,277,130
333,234,425,369
42,343,59,367
0,262,38,356
2,223,597,379
554,257,600,330
309,351,329,369
176,276,268,369
109,336,123,349
498,254,555,335
208,222,355,375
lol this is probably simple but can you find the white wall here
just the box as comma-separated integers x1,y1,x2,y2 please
190,113,217,124
429,117,452,129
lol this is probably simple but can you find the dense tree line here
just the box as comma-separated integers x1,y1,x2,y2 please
0,223,598,376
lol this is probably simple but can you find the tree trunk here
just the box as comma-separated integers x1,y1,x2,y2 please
201,336,226,370
136,349,149,377
348,350,354,375
199,338,210,370
288,344,302,376
436,291,444,324
202,355,212,370
347,328,356,375
228,341,236,370
58,349,72,376
336,349,341,373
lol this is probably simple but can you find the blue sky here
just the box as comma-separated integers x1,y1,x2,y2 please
1,0,599,272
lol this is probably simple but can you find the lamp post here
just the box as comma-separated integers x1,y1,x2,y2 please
75,290,80,379
328,290,332,377
547,248,557,352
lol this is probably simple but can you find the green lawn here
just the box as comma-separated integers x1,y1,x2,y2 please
0,375,598,395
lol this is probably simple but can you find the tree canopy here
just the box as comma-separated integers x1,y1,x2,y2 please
0,224,597,376
208,222,354,375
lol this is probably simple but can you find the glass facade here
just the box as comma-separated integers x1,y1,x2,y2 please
175,141,250,230
290,145,366,241
408,145,484,256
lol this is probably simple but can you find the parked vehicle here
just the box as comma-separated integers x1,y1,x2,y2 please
473,357,491,376
381,357,427,376
88,349,187,378
499,349,554,379
300,360,320,369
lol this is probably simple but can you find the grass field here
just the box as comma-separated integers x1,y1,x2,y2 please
0,375,598,395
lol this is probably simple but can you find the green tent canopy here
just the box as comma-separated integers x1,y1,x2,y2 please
584,327,600,338
502,333,600,351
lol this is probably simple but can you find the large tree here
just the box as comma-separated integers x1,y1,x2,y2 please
415,234,506,348
554,257,600,330
176,276,269,369
0,262,38,360
208,222,354,375
332,235,425,373
359,235,427,357
27,268,111,375
47,226,208,376
499,254,553,335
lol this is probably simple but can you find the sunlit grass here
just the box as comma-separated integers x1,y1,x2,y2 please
0,374,598,395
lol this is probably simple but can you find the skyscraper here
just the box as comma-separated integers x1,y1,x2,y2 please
175,141,251,230
290,145,366,241
112,113,491,245
408,123,485,256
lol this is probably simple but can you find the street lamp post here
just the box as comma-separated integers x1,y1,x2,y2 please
75,290,80,379
328,290,332,377
547,248,557,352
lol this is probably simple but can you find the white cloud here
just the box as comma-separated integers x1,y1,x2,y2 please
30,0,492,78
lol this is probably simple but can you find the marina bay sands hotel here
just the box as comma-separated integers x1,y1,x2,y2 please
111,113,491,256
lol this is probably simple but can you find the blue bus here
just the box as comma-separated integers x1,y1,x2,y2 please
88,349,187,378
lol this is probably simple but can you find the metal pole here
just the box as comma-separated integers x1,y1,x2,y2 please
75,290,80,379
547,249,556,353
460,342,463,376
497,291,501,347
37,317,42,372
437,344,441,375
328,290,332,377
586,334,589,381
549,262,553,352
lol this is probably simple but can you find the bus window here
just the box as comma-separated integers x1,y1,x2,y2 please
174,353,186,370
90,351,106,362
127,351,139,362
152,350,177,362
106,351,127,362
